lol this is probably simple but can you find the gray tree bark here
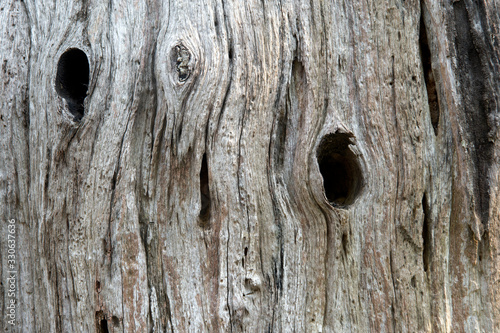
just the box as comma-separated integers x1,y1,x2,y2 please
1,0,499,332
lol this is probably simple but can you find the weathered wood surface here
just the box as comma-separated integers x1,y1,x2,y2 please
1,0,499,332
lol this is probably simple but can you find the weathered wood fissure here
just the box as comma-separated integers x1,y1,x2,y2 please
422,193,431,275
419,1,440,135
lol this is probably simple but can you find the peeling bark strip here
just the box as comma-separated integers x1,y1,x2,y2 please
1,0,499,332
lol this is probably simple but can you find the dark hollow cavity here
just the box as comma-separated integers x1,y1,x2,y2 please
422,194,431,274
112,316,120,327
317,132,363,207
55,48,89,121
199,153,211,220
95,311,109,333
100,319,109,333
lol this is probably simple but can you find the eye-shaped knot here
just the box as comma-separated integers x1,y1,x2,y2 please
172,44,191,82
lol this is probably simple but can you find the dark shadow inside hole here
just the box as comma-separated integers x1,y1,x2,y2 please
95,311,109,333
422,194,431,274
112,316,120,327
199,153,210,221
55,48,89,121
317,132,363,206
100,319,109,333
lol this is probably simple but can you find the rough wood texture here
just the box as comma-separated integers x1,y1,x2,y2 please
1,0,499,332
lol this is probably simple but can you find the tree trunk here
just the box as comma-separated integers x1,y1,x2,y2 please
1,0,499,332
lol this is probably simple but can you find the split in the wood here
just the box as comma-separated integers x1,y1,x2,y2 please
55,48,89,121
342,232,348,255
199,153,211,221
422,193,431,274
316,132,363,207
419,4,440,135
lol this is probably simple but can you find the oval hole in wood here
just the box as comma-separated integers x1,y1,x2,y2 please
55,48,89,121
317,132,363,207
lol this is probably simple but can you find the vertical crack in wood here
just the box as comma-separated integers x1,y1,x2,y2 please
218,0,235,329
199,152,210,222
272,214,284,294
422,193,431,274
341,232,348,257
149,38,159,171
268,105,286,304
272,107,287,170
419,2,440,136
389,248,398,333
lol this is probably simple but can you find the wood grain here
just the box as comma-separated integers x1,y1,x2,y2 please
1,0,499,331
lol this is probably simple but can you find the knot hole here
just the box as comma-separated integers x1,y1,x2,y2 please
55,48,89,121
171,44,192,82
316,132,363,207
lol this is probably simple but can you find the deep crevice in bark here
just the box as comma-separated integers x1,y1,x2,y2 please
419,4,440,135
342,232,348,256
272,236,284,293
422,193,431,274
199,153,211,222
273,109,287,170
268,87,286,297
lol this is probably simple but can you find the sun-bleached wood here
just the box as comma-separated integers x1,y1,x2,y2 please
1,0,499,332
